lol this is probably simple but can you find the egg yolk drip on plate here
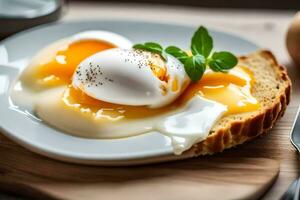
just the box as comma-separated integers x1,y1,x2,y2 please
35,39,116,87
62,85,173,121
181,67,260,115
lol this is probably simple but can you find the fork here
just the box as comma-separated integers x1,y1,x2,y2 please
281,106,300,200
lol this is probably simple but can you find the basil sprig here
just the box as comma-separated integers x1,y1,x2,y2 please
133,42,168,60
133,26,238,82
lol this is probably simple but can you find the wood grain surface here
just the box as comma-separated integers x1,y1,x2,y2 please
0,3,300,200
0,133,279,200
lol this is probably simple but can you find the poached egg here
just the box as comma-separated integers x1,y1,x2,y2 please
72,48,190,108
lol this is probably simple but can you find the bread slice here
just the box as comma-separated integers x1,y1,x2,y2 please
184,50,291,156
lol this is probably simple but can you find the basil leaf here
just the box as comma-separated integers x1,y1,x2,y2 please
133,44,147,50
208,59,223,72
133,42,166,60
209,51,238,72
165,46,189,63
144,42,163,52
191,26,213,58
184,54,206,82
133,42,162,54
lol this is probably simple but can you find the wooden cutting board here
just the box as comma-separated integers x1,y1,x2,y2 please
0,134,279,200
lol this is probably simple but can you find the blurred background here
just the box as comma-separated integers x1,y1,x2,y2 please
71,0,300,10
1,0,299,40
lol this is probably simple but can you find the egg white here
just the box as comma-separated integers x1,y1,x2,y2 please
72,48,189,108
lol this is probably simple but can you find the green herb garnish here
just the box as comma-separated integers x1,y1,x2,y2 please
191,26,213,58
133,26,238,82
165,46,189,63
133,42,168,60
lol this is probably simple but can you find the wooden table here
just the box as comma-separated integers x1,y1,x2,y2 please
1,2,300,200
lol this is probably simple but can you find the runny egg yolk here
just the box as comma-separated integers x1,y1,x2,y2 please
36,40,116,87
36,40,259,120
62,85,172,121
180,67,260,115
148,54,168,81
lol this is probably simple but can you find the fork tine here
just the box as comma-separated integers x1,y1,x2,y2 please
293,177,300,200
280,178,298,200
290,106,300,153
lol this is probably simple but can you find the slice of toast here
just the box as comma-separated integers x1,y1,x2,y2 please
185,50,292,156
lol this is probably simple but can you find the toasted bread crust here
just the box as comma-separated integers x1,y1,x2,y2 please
184,50,292,156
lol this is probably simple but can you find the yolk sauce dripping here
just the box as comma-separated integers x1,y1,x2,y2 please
36,39,116,87
180,67,260,115
62,85,173,121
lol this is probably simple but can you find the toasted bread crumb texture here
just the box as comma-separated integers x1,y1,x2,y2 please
185,50,291,156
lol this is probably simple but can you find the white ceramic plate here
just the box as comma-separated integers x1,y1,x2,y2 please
0,20,258,165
